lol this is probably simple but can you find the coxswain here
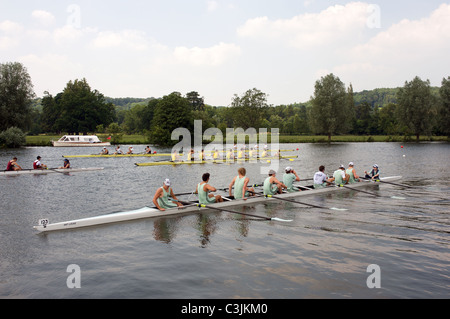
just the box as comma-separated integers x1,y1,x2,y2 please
263,170,287,195
332,164,349,186
153,179,183,211
229,167,255,200
283,167,301,192
313,165,332,189
196,173,223,204
365,164,380,180
59,159,71,169
6,157,22,171
346,162,360,183
33,156,47,170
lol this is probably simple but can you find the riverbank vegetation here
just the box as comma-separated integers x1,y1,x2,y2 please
1,61,449,147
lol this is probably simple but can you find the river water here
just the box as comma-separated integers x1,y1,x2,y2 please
0,142,448,300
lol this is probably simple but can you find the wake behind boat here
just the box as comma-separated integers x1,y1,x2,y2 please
0,167,104,176
33,176,402,232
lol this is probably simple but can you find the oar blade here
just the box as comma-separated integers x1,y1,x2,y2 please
271,217,293,223
391,196,406,200
330,207,348,211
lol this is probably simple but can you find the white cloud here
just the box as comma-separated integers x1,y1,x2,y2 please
92,30,149,51
335,3,450,88
237,2,371,49
206,0,219,12
173,42,241,66
31,10,56,27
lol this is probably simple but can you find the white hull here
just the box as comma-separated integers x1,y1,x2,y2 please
34,176,402,233
1,167,104,176
52,141,111,147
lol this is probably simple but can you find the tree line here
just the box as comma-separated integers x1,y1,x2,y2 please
1,61,449,147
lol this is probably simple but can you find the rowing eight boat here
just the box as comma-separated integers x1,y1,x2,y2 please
33,176,401,232
0,167,104,176
62,149,297,159
135,156,298,167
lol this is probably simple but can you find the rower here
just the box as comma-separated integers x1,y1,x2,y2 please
100,147,109,155
365,164,380,180
114,146,124,155
313,165,333,189
187,149,195,162
263,170,287,195
283,167,301,192
196,173,223,204
127,147,133,154
59,158,71,169
145,146,152,154
171,150,181,162
226,149,235,161
33,156,47,170
212,148,220,161
153,179,183,211
198,149,205,161
332,164,349,186
229,167,255,200
237,148,244,159
346,162,360,183
6,157,22,171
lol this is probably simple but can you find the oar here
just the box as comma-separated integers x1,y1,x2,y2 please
250,191,348,211
339,184,406,200
180,200,293,223
373,179,415,188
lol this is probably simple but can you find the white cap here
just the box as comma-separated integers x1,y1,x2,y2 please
285,167,293,172
349,162,354,166
339,164,345,169
268,169,276,175
373,164,379,168
164,179,171,186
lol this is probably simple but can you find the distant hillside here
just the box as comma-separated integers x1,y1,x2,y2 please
353,87,440,108
105,97,154,111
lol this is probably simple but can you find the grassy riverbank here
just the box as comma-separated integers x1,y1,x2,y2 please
26,134,448,146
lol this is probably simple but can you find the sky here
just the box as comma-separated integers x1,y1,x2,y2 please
1,0,449,106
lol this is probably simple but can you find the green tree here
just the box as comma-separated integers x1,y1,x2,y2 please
55,78,116,134
230,88,268,129
378,103,398,135
0,126,26,148
0,62,35,131
186,91,205,111
396,76,436,141
438,76,450,137
149,92,193,145
310,74,352,141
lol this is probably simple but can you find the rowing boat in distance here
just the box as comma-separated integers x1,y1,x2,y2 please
0,167,104,176
135,155,299,167
33,176,402,232
62,149,297,159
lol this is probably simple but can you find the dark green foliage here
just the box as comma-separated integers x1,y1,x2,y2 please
0,127,26,148
0,62,35,131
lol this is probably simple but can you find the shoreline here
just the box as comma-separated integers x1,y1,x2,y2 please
24,134,449,147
